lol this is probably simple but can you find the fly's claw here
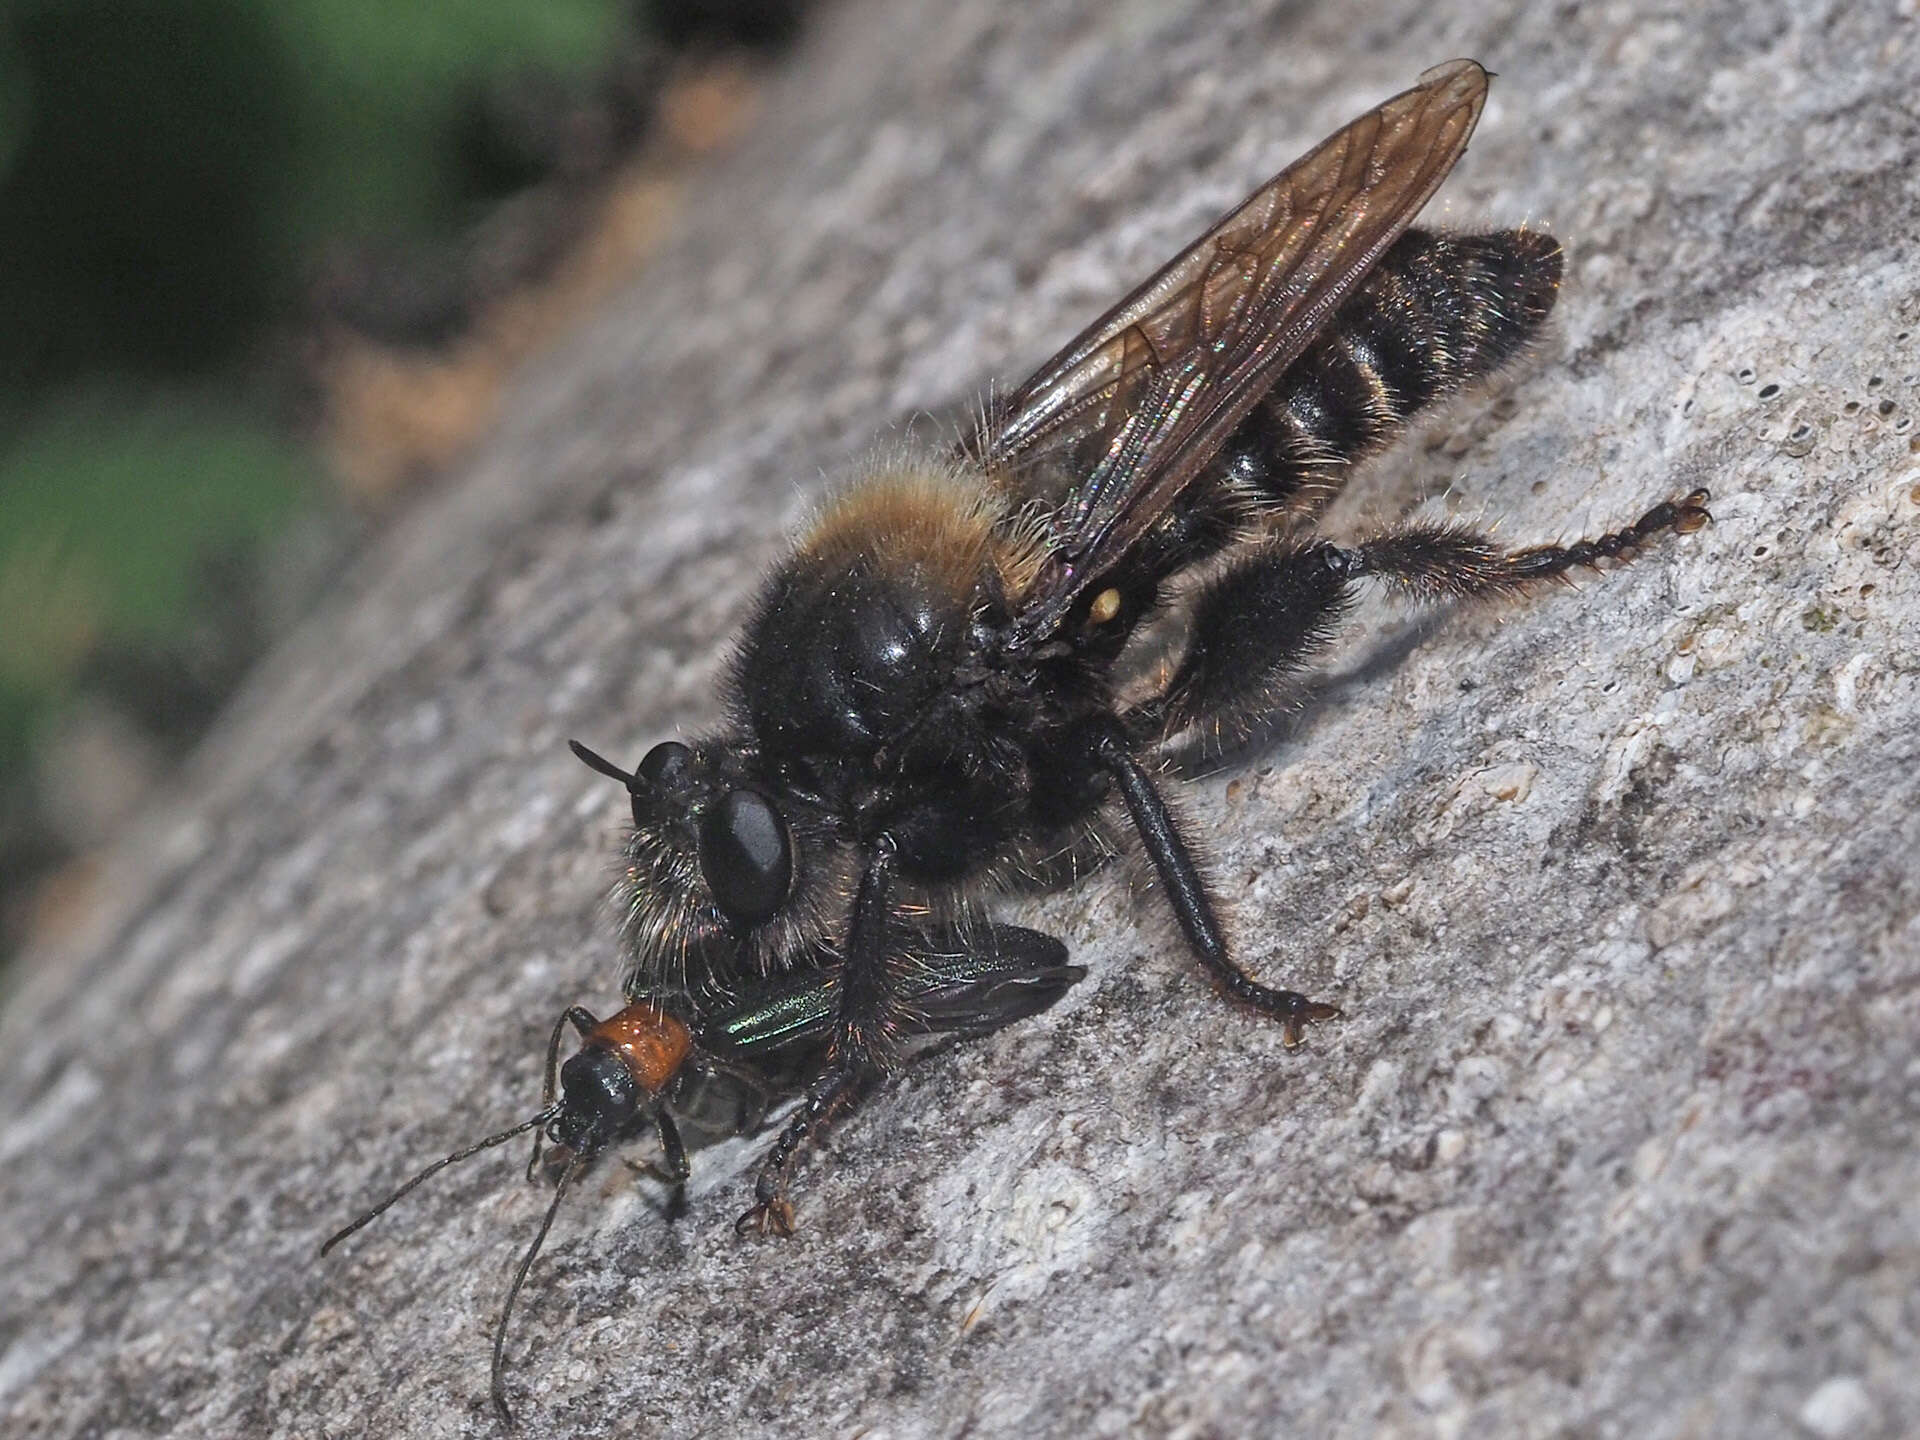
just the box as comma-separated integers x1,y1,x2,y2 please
1633,487,1712,542
1672,488,1713,535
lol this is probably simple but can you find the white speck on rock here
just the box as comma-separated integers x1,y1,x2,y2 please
1797,1375,1876,1438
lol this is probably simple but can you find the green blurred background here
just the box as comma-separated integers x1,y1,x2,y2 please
0,0,807,970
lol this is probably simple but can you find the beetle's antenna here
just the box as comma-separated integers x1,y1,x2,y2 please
568,739,638,791
491,1151,586,1426
320,1108,559,1258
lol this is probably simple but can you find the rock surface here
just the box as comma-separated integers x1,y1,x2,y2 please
4,1,1917,1437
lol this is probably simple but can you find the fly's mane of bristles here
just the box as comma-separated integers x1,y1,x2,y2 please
614,822,715,998
795,452,1049,607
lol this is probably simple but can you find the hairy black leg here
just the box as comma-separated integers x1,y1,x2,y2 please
1153,489,1711,743
527,1005,599,1179
1155,541,1359,739
1089,721,1341,1046
734,1067,862,1238
1346,489,1711,601
736,839,899,1236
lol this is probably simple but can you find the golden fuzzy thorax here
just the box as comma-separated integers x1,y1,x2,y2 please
795,456,1050,609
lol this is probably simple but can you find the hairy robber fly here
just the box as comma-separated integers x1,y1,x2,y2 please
322,926,1081,1423
571,58,1710,1240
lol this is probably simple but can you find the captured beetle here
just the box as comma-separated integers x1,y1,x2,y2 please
321,926,1082,1421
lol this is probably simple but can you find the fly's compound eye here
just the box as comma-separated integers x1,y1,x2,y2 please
698,788,792,928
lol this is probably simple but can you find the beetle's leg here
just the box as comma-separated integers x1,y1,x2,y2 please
736,839,898,1237
687,1050,786,1134
1089,720,1341,1046
651,1102,691,1221
527,1005,599,1179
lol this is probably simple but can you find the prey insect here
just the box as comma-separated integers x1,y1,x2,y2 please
575,58,1710,1239
321,927,1081,1423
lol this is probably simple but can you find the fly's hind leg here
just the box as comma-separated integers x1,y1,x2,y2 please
1344,490,1711,603
1154,489,1712,742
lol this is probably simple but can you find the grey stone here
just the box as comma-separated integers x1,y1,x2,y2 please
4,1,1917,1436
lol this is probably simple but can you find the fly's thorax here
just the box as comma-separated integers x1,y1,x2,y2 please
729,459,1046,765
790,456,1048,604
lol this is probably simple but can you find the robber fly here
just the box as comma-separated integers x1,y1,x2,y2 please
566,59,1710,1240
322,926,1081,1423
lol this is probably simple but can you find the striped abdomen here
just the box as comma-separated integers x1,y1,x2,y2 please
1210,226,1564,519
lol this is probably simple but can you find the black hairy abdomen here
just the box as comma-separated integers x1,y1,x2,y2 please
1212,227,1564,513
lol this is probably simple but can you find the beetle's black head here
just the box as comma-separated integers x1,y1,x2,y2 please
545,1045,645,1157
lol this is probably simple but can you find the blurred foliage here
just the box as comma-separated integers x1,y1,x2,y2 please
0,0,631,946
0,0,813,962
0,393,313,677
0,390,322,947
273,0,628,245
0,0,628,389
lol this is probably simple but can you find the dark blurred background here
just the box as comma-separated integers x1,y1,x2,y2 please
0,0,813,976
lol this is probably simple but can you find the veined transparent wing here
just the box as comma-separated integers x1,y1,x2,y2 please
980,60,1491,640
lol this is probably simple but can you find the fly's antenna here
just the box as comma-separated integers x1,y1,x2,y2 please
568,739,638,791
491,1151,586,1426
319,1108,559,1258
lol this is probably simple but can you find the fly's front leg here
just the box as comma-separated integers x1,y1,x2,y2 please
1089,721,1341,1046
734,1067,863,1238
736,838,899,1238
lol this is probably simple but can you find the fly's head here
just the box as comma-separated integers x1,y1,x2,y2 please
571,736,856,993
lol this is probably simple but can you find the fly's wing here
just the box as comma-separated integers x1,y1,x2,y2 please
694,926,1084,1057
979,60,1489,640
901,925,1085,1037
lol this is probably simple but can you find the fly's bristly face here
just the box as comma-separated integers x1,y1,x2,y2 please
579,734,854,996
